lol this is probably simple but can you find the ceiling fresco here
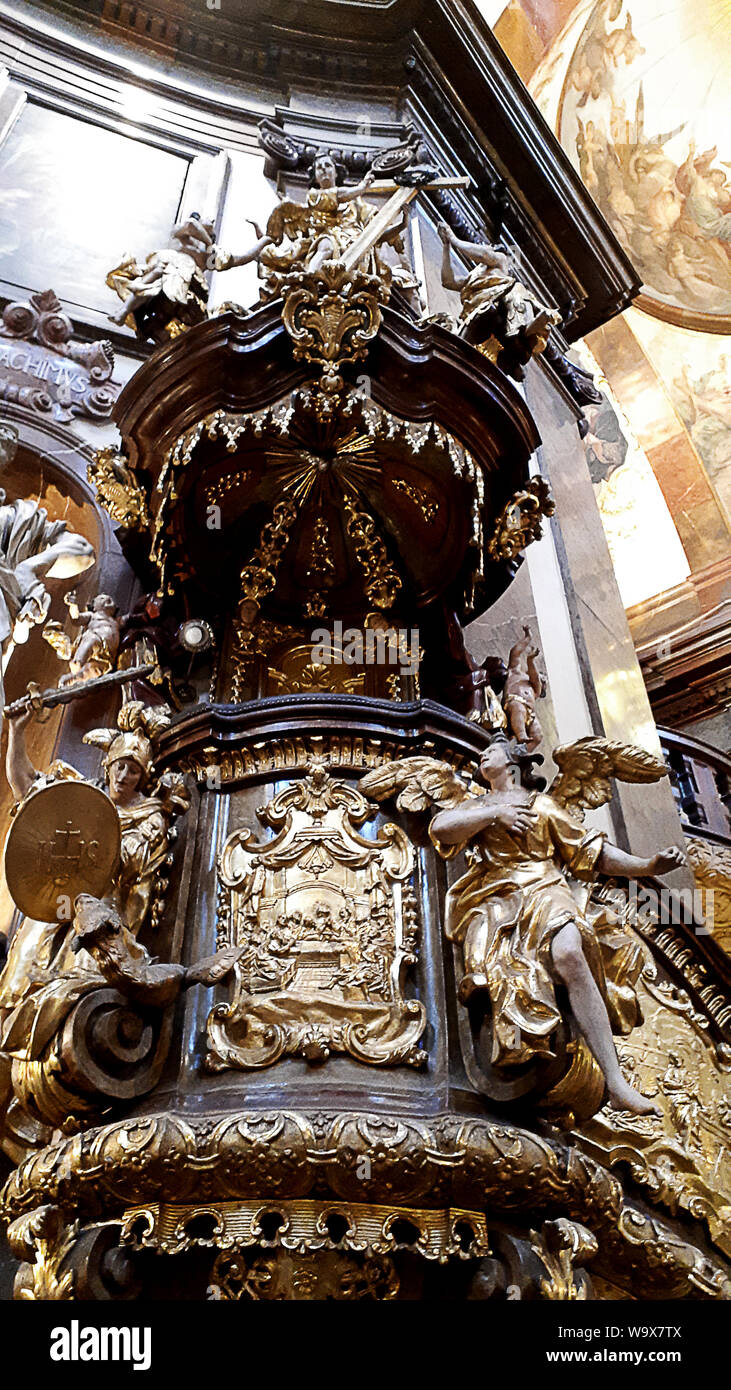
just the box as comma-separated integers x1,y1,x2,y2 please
488,0,731,615
556,0,731,333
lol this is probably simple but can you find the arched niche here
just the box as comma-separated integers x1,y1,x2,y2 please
0,412,137,942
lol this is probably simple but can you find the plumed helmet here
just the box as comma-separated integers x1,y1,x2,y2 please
84,700,172,786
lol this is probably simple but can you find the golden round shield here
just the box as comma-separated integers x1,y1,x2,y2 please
4,781,121,921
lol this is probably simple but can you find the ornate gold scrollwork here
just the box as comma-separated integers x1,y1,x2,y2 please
576,879,731,1257
392,476,439,523
207,1248,399,1300
7,1204,139,1301
88,447,149,530
3,1109,729,1299
488,476,555,562
529,1218,598,1301
238,498,300,611
121,1197,490,1264
343,494,402,609
267,645,365,697
231,498,300,698
207,762,427,1069
6,1205,77,1300
183,734,422,784
280,263,385,395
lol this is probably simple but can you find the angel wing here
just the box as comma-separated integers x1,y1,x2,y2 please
360,756,472,814
105,254,141,301
549,736,668,820
42,621,73,663
265,198,312,245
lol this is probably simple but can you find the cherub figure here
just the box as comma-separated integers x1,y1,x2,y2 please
503,626,545,752
42,590,120,686
438,222,560,361
605,12,645,68
107,212,216,333
362,736,686,1116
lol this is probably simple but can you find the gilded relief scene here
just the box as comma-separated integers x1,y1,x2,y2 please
0,0,726,1346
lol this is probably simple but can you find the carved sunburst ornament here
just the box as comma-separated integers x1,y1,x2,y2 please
152,388,485,623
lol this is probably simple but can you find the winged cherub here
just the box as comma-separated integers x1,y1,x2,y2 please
361,737,686,1116
42,590,120,686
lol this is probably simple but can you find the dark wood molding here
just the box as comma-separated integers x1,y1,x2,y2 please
3,1,639,344
156,692,492,771
115,300,541,470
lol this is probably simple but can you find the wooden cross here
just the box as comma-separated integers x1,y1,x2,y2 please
340,174,471,273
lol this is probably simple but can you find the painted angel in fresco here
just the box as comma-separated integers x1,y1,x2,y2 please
675,145,731,247
362,737,686,1115
438,222,560,357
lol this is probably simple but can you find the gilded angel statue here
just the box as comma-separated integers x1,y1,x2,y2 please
107,212,218,338
0,700,236,1154
361,736,686,1115
255,153,406,296
42,590,120,686
0,701,189,1007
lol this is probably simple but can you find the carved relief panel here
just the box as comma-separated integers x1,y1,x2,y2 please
576,883,731,1256
206,762,426,1070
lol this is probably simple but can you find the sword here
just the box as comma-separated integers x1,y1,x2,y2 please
3,663,157,719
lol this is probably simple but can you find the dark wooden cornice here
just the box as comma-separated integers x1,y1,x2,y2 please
6,0,639,341
113,301,541,622
115,300,540,474
404,3,639,337
156,692,492,771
